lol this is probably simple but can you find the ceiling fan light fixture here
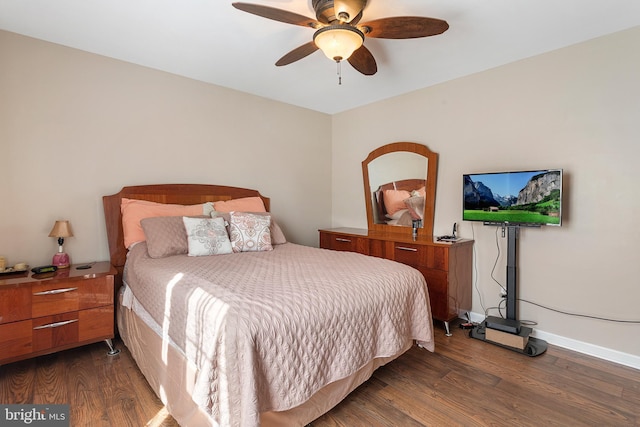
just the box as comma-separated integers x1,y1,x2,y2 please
313,25,364,62
334,0,367,23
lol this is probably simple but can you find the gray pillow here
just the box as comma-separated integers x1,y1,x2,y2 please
140,216,195,258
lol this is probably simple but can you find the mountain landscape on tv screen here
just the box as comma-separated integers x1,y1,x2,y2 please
463,170,561,224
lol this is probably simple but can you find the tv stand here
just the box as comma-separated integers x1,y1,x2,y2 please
471,225,548,357
470,326,548,356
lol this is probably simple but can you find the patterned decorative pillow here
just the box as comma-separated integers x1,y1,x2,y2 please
211,211,287,245
183,216,233,256
228,212,273,253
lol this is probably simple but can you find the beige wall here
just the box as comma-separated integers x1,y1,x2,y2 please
332,26,640,360
0,30,332,267
2,26,639,363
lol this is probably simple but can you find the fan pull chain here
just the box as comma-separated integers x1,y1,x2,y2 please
337,60,342,85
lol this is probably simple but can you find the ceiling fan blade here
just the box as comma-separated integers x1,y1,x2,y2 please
360,16,449,39
232,3,321,29
348,45,377,75
276,42,320,66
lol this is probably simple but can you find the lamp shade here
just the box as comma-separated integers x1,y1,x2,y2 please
313,25,364,62
48,220,73,238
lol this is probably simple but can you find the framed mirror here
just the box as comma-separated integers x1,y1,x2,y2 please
362,142,438,238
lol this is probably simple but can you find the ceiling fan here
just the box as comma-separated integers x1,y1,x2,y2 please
232,0,449,76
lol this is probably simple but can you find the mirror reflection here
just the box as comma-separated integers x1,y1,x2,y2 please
362,142,438,238
368,152,428,227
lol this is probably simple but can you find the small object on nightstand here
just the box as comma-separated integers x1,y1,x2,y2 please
76,263,94,270
48,220,73,268
31,265,58,274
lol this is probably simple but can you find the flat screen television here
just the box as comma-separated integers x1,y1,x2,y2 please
463,169,563,226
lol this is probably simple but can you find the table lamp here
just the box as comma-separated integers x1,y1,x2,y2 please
48,220,73,268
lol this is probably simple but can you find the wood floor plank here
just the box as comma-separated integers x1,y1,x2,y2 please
32,353,68,404
0,360,35,404
1,326,639,426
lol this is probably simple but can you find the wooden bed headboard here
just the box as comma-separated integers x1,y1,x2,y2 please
103,184,270,286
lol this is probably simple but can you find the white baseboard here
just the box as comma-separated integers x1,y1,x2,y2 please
463,312,640,370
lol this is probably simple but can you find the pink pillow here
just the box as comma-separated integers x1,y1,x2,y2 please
121,198,206,249
383,189,411,216
213,196,266,213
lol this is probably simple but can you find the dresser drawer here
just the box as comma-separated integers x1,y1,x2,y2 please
392,242,422,266
393,243,448,270
0,285,31,324
419,267,448,294
320,232,368,254
32,276,113,317
419,268,449,321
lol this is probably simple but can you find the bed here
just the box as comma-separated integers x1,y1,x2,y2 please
103,184,434,427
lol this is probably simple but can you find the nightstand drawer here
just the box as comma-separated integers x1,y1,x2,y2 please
79,306,113,341
32,276,113,317
0,286,31,324
32,283,79,317
32,311,79,352
0,320,32,359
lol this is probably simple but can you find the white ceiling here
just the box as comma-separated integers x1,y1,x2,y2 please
1,1,639,114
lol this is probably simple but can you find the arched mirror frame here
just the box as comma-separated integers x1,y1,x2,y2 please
362,142,438,238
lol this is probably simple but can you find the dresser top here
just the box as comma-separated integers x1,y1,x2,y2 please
0,261,116,287
319,227,473,246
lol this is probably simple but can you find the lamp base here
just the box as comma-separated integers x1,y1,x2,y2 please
52,252,70,269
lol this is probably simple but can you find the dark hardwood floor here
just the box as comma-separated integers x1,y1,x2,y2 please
1,324,639,426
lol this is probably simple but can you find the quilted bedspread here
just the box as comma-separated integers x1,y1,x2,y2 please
124,242,433,426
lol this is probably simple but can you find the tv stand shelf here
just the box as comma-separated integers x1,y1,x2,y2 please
470,325,548,357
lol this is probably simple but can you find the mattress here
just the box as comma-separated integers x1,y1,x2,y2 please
122,241,434,426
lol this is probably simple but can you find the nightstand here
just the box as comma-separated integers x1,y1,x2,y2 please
0,261,118,365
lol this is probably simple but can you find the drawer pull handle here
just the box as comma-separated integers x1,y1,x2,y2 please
396,246,418,252
33,319,78,330
336,238,352,243
33,287,78,296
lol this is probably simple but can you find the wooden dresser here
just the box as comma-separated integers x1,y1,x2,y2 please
0,262,118,365
319,228,473,335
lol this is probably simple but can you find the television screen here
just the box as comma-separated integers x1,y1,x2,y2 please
463,169,562,226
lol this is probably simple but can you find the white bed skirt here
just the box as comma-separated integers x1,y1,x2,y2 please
117,287,413,426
